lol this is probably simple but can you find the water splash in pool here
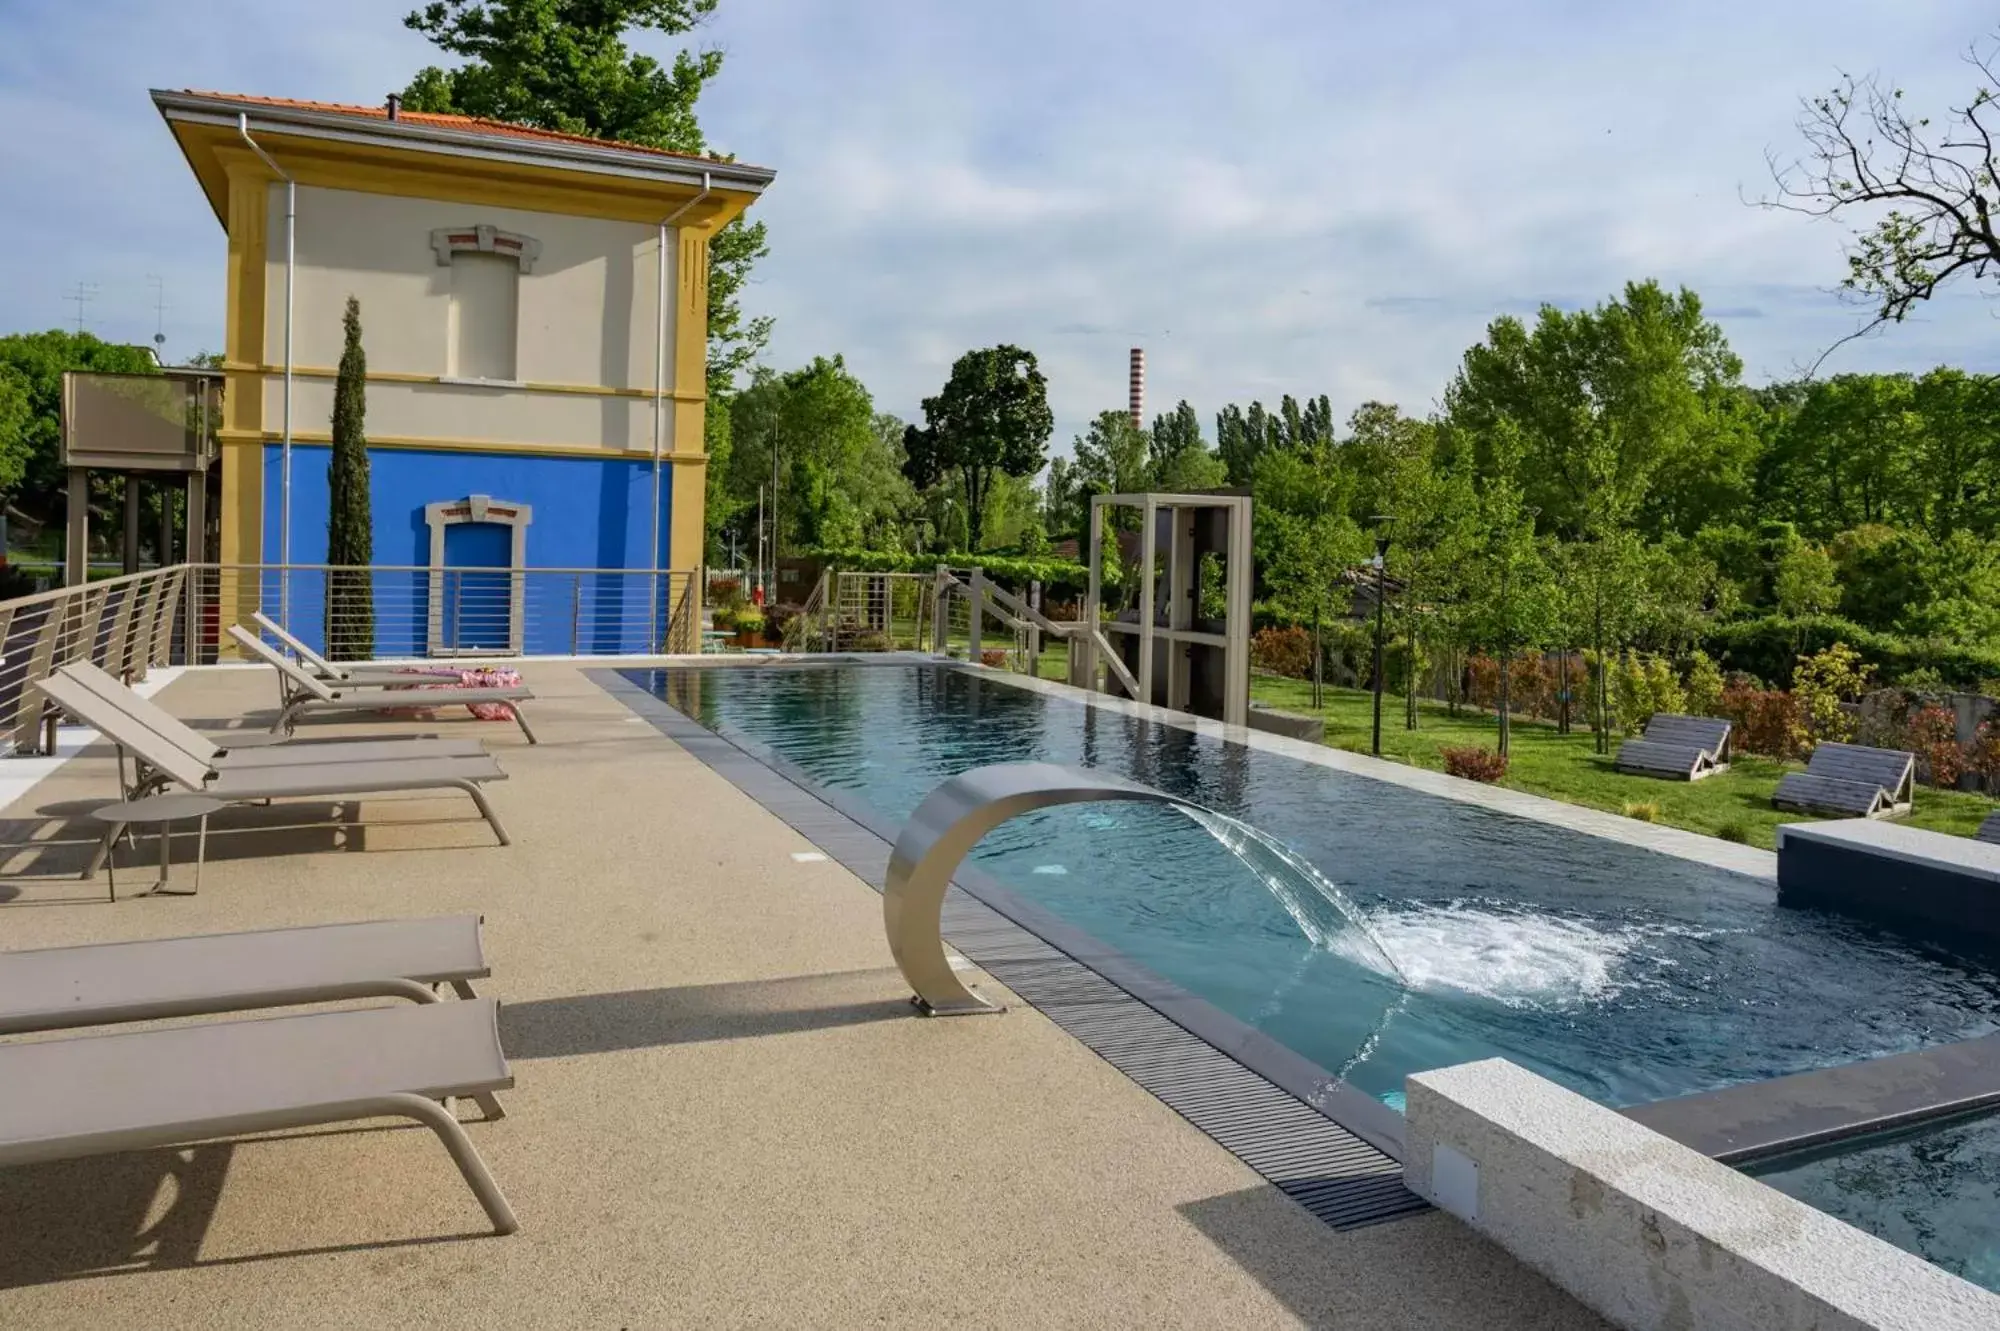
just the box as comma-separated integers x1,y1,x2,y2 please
1353,900,1674,1008
1182,801,1671,1010
1178,806,1408,984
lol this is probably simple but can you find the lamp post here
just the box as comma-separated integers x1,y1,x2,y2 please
1369,516,1394,757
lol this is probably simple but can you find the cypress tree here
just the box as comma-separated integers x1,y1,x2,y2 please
326,296,374,659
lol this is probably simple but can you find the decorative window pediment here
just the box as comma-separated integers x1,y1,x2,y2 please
430,224,542,274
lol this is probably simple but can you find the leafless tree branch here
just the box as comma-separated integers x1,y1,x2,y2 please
1759,36,2000,363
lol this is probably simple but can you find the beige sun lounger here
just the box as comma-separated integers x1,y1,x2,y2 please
228,626,538,745
31,674,511,875
0,915,489,1035
56,660,489,771
0,998,518,1235
253,610,422,686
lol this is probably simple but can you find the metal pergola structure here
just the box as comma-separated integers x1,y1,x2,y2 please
1084,491,1253,727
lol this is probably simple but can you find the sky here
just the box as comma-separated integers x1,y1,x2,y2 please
4,0,2000,455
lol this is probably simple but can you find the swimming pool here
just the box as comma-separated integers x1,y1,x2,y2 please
645,662,2000,1115
1750,1110,2000,1293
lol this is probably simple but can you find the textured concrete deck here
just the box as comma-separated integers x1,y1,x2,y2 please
0,662,1602,1329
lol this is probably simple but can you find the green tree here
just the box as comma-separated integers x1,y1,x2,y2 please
1041,455,1083,542
1773,541,1839,618
1758,374,1916,537
1147,400,1225,492
401,0,771,392
0,367,29,501
1904,368,2000,540
326,298,375,658
727,356,904,554
1444,280,1745,539
904,346,1053,551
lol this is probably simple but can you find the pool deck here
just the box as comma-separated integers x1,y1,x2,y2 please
0,661,1602,1329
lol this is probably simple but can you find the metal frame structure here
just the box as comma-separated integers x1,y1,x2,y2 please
60,368,219,586
1086,491,1253,727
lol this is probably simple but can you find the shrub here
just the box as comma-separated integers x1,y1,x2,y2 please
1251,625,1314,679
1621,800,1661,822
1716,820,1751,844
1682,650,1725,717
711,577,747,611
850,631,894,652
1906,706,1966,787
1441,746,1508,783
1720,682,1807,760
1611,652,1685,734
765,602,802,636
734,612,766,637
1705,614,2000,691
1792,642,1869,749
712,605,739,629
979,649,1008,668
1967,719,2000,784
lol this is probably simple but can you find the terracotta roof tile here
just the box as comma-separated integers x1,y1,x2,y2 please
183,90,746,168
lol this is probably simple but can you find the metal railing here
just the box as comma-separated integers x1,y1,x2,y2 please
0,565,189,754
0,562,701,754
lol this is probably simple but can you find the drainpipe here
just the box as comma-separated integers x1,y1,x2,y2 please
238,113,295,626
650,170,711,648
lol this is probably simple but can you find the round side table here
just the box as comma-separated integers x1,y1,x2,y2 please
89,793,226,901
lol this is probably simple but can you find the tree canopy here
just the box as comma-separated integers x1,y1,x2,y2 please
902,345,1053,551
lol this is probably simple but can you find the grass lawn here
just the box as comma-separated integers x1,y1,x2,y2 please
1245,677,1998,850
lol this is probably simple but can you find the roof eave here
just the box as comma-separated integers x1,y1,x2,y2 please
149,89,775,196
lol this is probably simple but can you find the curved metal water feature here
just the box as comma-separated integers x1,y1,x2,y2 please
884,761,1398,1014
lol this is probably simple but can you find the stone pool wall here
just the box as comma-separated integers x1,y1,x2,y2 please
1401,1058,2000,1331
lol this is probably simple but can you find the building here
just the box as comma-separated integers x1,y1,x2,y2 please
152,89,772,652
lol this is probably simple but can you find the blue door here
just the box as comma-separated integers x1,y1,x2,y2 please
443,522,513,651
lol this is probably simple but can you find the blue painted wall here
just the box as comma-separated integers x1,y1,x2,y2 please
261,443,673,656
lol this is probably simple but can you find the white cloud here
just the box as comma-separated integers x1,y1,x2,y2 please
5,0,2000,453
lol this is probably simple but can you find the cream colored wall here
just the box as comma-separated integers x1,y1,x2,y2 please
261,182,677,445
261,377,693,453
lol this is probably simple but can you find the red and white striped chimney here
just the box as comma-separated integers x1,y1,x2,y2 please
1128,347,1145,429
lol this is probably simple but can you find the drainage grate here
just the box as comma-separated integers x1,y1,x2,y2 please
596,668,1430,1231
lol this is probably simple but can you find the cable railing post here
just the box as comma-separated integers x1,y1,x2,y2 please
571,573,581,656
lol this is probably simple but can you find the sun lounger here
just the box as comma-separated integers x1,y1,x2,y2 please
56,660,488,771
0,915,489,1035
228,626,537,745
1772,741,1916,819
0,998,518,1235
1614,714,1732,782
1977,811,2000,846
31,674,511,873
253,610,419,686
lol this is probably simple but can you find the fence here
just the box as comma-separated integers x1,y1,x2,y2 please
0,562,701,755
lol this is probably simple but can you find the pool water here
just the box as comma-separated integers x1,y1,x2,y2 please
1751,1111,2000,1293
648,663,2000,1113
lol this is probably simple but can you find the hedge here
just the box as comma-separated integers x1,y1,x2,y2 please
800,547,1103,596
1702,614,2000,690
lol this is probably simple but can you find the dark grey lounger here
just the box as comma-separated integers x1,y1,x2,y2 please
0,915,489,1035
228,627,537,745
0,998,517,1234
1978,811,2000,846
1772,741,1916,819
1615,714,1732,782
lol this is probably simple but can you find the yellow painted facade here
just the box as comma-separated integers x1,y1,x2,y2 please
159,95,767,591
